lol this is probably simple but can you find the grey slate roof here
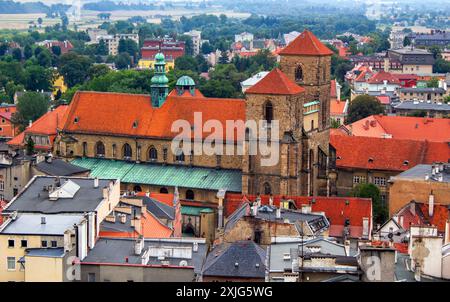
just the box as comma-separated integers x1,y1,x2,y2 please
143,196,175,220
400,87,446,94
35,159,90,176
0,213,84,235
394,101,450,111
4,176,113,214
224,203,329,235
202,240,266,279
82,237,207,274
268,238,347,272
392,164,450,183
26,248,65,258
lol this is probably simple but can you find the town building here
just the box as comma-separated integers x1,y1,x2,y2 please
394,101,450,118
0,212,85,281
0,175,120,281
201,240,266,282
224,194,373,245
240,71,269,93
79,237,207,282
0,104,18,138
330,99,348,126
140,37,185,64
341,115,450,142
37,40,73,54
358,245,396,282
386,47,435,74
331,134,449,205
410,30,450,48
399,87,447,103
183,30,202,55
7,105,68,153
219,202,330,246
388,164,450,217
267,237,360,282
55,30,335,205
97,33,139,56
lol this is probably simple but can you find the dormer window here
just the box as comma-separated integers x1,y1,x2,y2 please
74,117,79,123
132,120,138,128
403,160,409,166
368,157,374,163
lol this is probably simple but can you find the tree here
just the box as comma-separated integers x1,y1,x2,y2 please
218,51,229,64
403,36,411,47
24,65,52,91
14,92,49,130
352,183,387,224
347,95,384,124
37,50,52,67
26,136,35,155
24,44,33,59
88,64,111,79
0,43,9,56
61,15,69,31
96,39,108,56
37,17,43,26
114,53,132,70
426,77,439,88
51,45,62,56
434,58,450,73
118,39,138,59
58,53,93,87
12,48,22,61
175,55,198,72
201,41,213,54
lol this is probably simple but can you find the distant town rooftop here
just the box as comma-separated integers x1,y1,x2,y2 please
394,101,450,112
391,164,450,183
4,176,116,214
0,213,84,235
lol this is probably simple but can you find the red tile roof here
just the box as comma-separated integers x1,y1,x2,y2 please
345,115,450,143
367,71,401,85
376,95,390,105
331,134,450,172
168,89,204,98
224,194,372,239
396,201,449,234
279,30,333,56
63,91,245,141
7,105,68,148
330,99,347,115
245,68,305,95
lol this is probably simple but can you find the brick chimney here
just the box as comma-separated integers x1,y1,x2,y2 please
428,191,434,217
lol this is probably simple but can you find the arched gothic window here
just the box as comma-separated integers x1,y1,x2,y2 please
295,65,303,82
263,182,272,195
264,101,273,124
95,142,105,157
149,147,158,161
123,143,132,159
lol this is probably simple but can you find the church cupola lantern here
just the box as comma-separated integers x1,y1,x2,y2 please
175,76,196,96
151,52,169,108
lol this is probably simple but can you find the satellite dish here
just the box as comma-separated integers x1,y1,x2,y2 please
179,260,188,267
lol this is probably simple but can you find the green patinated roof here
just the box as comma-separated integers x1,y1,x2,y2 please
71,158,242,192
155,52,165,62
176,76,195,87
181,206,214,216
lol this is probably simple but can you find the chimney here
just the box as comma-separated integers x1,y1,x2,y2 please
94,177,99,188
428,192,434,217
399,215,404,229
28,120,32,127
252,205,258,217
301,204,311,214
131,215,142,234
276,207,281,219
41,216,46,224
193,242,198,252
134,236,144,255
269,194,273,206
445,220,450,245
119,214,127,224
410,202,416,216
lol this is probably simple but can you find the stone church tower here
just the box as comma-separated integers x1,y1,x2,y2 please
243,30,334,197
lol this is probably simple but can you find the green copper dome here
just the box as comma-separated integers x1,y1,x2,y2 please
176,76,196,87
151,74,169,85
155,52,165,62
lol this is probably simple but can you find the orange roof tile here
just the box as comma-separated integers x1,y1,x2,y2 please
367,71,400,85
330,80,337,98
245,68,305,95
279,30,333,56
168,89,204,98
63,91,245,141
7,105,68,147
346,115,450,143
330,99,347,115
331,134,450,172
141,211,173,238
